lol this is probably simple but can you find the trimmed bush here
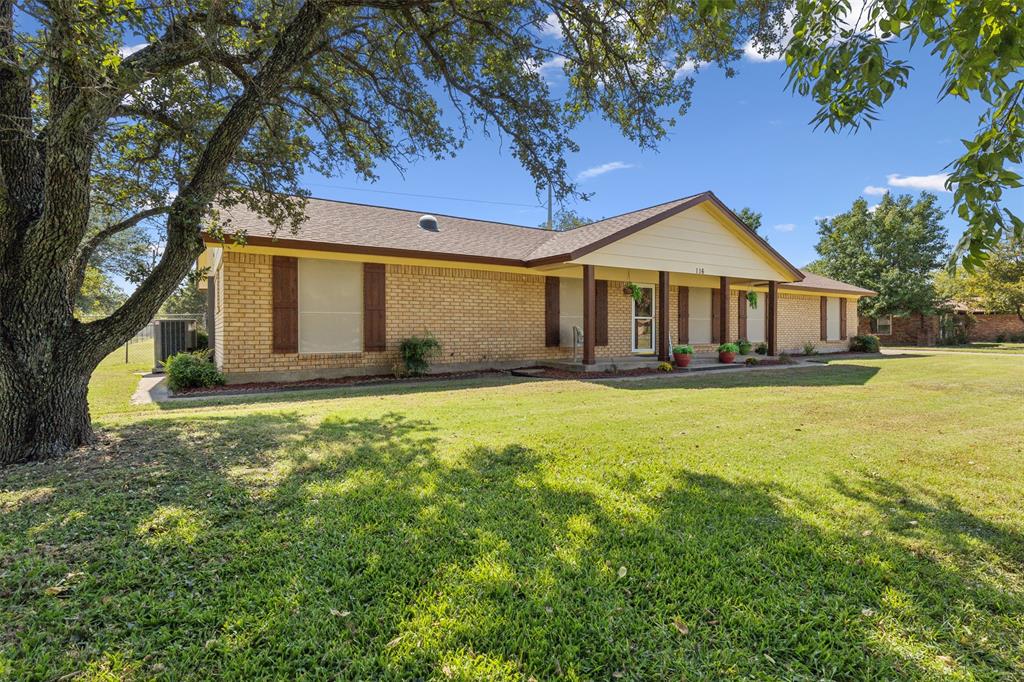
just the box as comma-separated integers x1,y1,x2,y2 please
399,335,441,376
164,350,225,391
849,334,880,353
657,361,674,372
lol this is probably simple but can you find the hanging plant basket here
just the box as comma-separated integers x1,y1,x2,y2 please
746,291,758,309
623,282,644,304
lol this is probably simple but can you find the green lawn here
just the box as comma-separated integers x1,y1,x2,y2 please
887,342,1024,355
3,355,1023,679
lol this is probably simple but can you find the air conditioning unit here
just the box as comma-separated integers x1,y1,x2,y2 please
153,319,197,372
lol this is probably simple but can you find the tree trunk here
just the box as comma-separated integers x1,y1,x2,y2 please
0,336,94,465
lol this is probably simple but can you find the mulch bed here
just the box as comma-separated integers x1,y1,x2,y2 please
517,367,669,380
171,369,508,397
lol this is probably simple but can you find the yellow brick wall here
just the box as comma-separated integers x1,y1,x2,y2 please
776,292,856,353
216,252,856,380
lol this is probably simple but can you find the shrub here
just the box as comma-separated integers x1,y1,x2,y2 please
193,330,209,350
754,342,768,355
736,339,752,355
744,356,760,366
849,334,880,353
657,361,674,372
718,342,739,353
995,333,1007,342
399,335,441,376
1011,333,1024,343
778,352,797,365
164,350,225,391
802,341,818,356
672,344,694,354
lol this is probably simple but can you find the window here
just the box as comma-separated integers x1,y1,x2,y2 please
558,277,583,347
827,297,841,341
875,314,892,336
298,258,362,353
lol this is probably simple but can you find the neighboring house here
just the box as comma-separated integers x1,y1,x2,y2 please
198,192,875,383
859,303,1024,346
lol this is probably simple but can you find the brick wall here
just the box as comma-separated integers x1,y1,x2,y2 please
966,313,1024,341
217,253,855,381
856,313,939,346
777,293,856,354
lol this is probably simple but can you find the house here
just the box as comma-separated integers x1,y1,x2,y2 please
860,303,1024,346
198,192,876,383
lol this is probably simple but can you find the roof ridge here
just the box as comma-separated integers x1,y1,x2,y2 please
300,193,547,233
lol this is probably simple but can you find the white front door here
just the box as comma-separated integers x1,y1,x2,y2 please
632,285,655,353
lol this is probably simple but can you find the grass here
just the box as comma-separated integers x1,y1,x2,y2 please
3,354,1023,680
88,340,155,417
886,342,1024,355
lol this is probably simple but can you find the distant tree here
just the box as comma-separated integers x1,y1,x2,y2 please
540,209,596,232
76,268,126,317
810,193,948,319
734,207,763,234
935,239,1024,323
160,272,208,316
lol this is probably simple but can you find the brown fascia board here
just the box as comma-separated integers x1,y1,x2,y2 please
524,192,807,283
201,233,528,268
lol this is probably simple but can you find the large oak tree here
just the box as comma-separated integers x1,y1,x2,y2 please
0,0,790,464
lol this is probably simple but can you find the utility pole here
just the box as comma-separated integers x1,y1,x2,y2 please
546,184,553,230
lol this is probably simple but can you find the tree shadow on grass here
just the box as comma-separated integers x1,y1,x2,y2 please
2,412,1022,679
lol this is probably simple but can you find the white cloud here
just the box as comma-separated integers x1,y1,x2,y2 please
673,59,708,79
743,2,893,64
119,43,147,58
886,173,951,193
537,13,562,39
773,223,796,232
743,39,784,62
525,55,567,80
577,161,635,181
863,185,888,196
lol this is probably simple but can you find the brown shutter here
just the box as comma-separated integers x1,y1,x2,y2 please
677,286,689,343
840,298,848,339
363,263,386,351
820,296,828,341
595,280,608,346
738,291,748,340
545,276,560,347
272,256,298,353
711,289,721,343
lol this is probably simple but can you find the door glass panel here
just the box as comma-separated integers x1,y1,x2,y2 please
635,288,653,317
634,319,653,351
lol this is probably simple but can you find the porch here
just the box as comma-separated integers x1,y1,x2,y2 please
537,351,759,373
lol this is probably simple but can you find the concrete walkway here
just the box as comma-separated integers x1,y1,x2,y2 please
130,373,169,405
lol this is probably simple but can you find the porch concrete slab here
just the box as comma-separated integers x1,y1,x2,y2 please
539,353,754,373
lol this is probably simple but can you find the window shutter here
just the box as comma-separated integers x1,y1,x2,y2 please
711,289,721,343
840,298,848,339
595,280,608,346
869,317,877,333
272,256,298,353
545,277,560,347
677,286,689,343
820,296,828,341
737,291,747,340
363,263,386,351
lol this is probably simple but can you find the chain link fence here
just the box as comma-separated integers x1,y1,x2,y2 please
81,313,206,367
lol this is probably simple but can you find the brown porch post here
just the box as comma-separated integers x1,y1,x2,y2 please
719,276,730,344
767,280,778,356
658,271,670,361
583,264,596,365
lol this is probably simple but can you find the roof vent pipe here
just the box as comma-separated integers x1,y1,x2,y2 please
418,215,439,232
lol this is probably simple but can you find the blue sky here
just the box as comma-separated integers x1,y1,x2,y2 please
298,40,1022,269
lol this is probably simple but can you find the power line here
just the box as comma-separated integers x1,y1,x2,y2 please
301,182,545,209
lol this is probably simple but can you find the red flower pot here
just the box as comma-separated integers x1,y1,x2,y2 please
673,353,692,367
718,351,737,363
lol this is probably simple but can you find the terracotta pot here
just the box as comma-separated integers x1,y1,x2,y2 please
673,353,692,367
718,351,737,363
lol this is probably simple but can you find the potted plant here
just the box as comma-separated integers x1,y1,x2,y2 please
672,344,694,367
717,342,739,363
623,282,644,304
754,342,768,355
737,339,752,355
